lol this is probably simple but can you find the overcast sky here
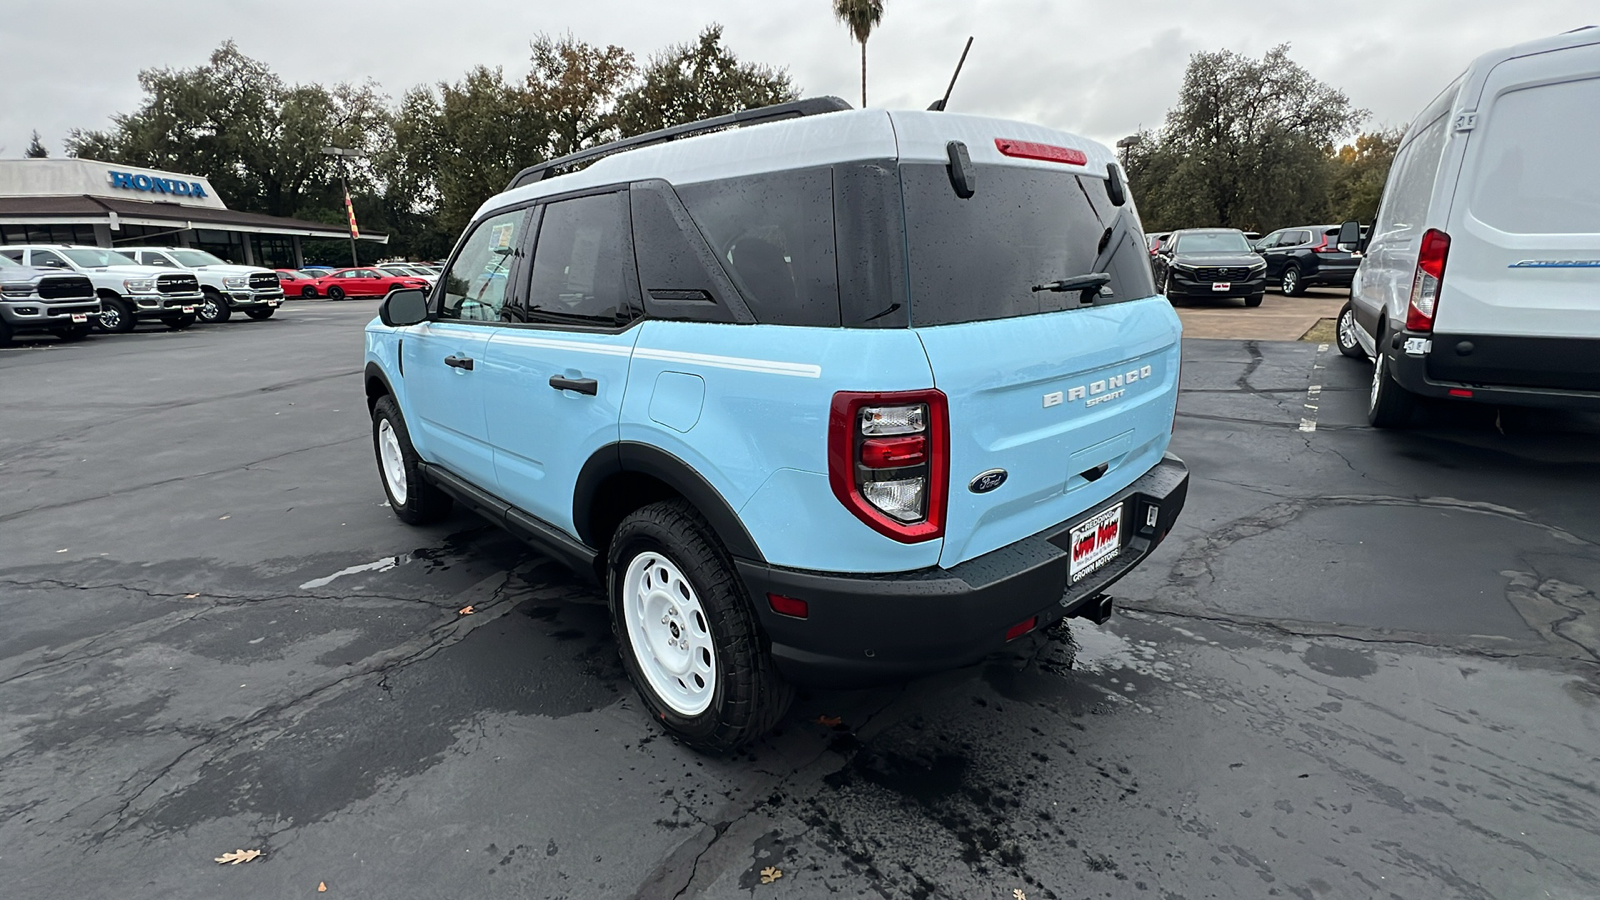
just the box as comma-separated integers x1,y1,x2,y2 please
1,0,1593,165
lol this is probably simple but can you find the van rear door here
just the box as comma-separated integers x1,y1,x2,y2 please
1432,40,1600,390
890,117,1181,567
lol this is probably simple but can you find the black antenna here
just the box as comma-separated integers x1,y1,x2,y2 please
928,37,974,111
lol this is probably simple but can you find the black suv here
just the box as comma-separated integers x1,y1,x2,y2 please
1152,228,1267,307
1255,225,1361,296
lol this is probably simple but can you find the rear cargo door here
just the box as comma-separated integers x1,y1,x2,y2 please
1440,41,1600,343
891,126,1181,567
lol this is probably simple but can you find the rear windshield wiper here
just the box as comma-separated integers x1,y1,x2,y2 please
1031,272,1111,300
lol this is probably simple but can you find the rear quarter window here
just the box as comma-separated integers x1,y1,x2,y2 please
900,163,1154,327
1469,75,1600,235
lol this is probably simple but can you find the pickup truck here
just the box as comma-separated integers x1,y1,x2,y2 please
124,247,284,323
0,245,203,333
0,254,100,344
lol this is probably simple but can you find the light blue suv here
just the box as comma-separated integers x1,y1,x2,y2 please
364,98,1189,750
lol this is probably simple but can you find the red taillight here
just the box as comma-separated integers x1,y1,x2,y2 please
1448,388,1473,398
767,593,809,619
1406,228,1451,333
828,390,948,543
860,435,927,468
1005,616,1038,642
994,138,1087,166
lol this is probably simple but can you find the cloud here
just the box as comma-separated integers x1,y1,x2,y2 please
1,0,1592,159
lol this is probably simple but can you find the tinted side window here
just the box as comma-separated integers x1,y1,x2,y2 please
526,192,640,327
677,168,840,326
439,208,524,322
31,250,68,268
1286,230,1312,246
630,181,746,324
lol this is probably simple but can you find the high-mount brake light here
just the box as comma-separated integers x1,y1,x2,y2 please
829,390,949,542
994,139,1087,166
1406,228,1451,333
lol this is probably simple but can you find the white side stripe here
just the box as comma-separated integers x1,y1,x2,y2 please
633,348,821,378
490,333,822,378
492,334,633,357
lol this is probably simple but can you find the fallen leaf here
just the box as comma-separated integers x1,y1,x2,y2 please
815,715,843,728
219,515,231,520
317,882,327,892
1013,890,1027,900
213,849,262,865
185,593,200,599
760,866,783,884
458,605,475,616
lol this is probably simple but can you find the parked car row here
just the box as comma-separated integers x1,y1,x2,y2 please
271,265,436,300
1143,222,1366,306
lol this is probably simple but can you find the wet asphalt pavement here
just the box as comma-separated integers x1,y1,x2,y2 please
2,300,1598,900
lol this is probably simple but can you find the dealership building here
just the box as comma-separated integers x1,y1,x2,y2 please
0,159,386,268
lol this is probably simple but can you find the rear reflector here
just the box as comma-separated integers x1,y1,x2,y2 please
1005,616,1038,642
767,593,809,619
1448,388,1473,398
994,138,1087,166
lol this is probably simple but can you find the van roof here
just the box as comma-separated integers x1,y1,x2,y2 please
1456,26,1600,108
478,108,1117,221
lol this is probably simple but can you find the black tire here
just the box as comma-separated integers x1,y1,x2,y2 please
301,285,318,298
370,395,452,525
1367,345,1416,428
608,500,792,752
0,318,11,345
1243,293,1264,308
199,289,232,323
245,307,275,320
96,296,135,333
163,314,196,330
1336,302,1367,359
327,285,346,301
1281,264,1305,297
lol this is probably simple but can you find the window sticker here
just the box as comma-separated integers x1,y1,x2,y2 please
489,222,516,252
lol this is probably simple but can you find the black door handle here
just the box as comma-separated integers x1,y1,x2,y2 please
549,375,598,396
444,355,474,370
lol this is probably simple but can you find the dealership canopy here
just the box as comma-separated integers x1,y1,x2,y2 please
0,159,387,268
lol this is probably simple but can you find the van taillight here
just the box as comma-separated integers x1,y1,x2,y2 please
828,390,948,542
1406,228,1451,332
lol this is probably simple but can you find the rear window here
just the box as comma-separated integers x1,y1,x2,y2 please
1470,75,1600,235
900,164,1154,326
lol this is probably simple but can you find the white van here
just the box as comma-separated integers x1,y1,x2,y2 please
1338,27,1600,427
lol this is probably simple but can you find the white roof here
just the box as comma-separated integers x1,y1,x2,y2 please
478,109,1117,220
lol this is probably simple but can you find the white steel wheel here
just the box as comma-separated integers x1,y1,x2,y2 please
622,551,717,717
377,417,408,505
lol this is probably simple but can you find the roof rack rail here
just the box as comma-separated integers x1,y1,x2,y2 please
504,96,854,191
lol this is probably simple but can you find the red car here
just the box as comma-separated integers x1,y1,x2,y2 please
275,269,321,298
310,267,430,301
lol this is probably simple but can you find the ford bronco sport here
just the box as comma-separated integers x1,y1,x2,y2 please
363,99,1190,750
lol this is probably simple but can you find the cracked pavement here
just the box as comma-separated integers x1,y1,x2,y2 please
1,303,1598,899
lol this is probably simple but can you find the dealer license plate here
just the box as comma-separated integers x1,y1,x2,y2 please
182,306,195,314
268,300,279,307
1211,282,1231,292
70,314,87,323
1069,503,1123,583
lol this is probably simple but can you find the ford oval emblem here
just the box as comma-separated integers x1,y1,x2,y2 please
969,469,1008,494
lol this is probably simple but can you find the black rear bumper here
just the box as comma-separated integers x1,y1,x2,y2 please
1386,331,1600,410
737,453,1189,687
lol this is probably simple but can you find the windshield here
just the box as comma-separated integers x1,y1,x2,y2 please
901,163,1155,326
169,249,228,267
1174,232,1251,253
60,248,139,267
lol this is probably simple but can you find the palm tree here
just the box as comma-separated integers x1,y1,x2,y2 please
832,0,884,108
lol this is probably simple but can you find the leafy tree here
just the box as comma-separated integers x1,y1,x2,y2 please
64,42,389,219
526,33,636,158
1328,127,1401,225
24,131,48,158
614,25,798,137
832,0,884,108
1127,45,1365,232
